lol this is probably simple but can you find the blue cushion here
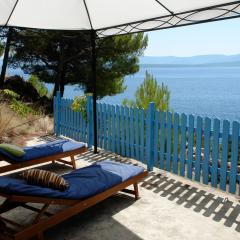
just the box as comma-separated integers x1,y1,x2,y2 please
0,139,86,162
0,160,144,200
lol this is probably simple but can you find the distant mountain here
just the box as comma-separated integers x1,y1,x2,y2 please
140,54,240,65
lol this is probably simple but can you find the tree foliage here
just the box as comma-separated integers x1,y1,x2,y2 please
8,29,148,98
28,75,49,97
123,71,171,111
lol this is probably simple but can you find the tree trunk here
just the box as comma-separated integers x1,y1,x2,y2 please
0,28,13,89
53,41,65,97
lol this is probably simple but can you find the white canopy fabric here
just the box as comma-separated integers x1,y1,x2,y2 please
0,0,240,37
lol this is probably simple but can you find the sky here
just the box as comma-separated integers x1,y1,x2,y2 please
144,18,240,57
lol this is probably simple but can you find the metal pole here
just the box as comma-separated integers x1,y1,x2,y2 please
91,30,98,153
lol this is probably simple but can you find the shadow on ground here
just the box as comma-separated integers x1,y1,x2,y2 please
81,149,240,233
45,195,143,240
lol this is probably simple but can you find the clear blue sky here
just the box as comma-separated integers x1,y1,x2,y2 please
144,18,240,57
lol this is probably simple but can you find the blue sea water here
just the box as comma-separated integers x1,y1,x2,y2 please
53,65,240,123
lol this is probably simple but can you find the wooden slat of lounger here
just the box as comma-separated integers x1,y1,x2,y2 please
9,170,147,240
0,146,87,174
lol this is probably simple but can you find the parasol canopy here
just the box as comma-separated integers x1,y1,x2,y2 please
0,0,240,37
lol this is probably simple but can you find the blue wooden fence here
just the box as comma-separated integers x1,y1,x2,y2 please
54,93,240,195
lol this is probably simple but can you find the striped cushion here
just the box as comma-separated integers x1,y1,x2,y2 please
20,169,69,191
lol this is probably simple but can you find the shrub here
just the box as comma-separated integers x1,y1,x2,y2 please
123,71,171,111
28,75,49,97
71,95,87,120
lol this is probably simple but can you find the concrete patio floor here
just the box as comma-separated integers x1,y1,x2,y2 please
1,136,240,240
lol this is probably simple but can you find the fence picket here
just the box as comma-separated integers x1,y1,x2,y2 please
187,115,194,179
125,106,130,157
130,108,135,158
203,117,211,184
211,118,220,187
154,111,159,167
135,108,140,160
103,103,107,150
159,111,166,169
220,120,230,191
166,112,172,171
120,106,125,156
140,109,145,163
116,105,120,155
172,113,179,174
229,121,239,194
180,113,187,177
98,103,102,148
195,116,203,182
107,104,111,151
111,105,116,152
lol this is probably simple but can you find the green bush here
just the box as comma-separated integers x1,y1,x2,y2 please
0,89,38,117
9,99,38,116
123,71,170,111
28,75,49,97
71,95,87,120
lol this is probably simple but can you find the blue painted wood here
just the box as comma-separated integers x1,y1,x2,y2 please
55,91,61,136
140,109,145,163
59,98,63,136
130,108,135,158
203,117,211,184
220,120,230,191
120,106,125,156
77,111,81,141
187,115,194,180
229,121,239,194
107,104,112,151
83,112,87,143
111,105,116,152
62,99,67,137
103,103,107,150
80,112,83,141
211,118,220,187
195,116,203,182
180,113,187,177
53,96,56,133
98,103,102,148
160,111,166,169
72,108,76,140
125,106,130,157
146,103,155,171
87,96,93,148
69,99,74,139
135,108,140,160
116,105,120,155
172,113,179,174
154,111,159,167
166,112,172,172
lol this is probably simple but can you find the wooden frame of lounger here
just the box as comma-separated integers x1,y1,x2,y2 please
0,146,87,174
0,170,147,240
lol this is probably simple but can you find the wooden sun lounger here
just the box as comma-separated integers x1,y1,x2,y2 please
0,146,87,174
0,170,148,240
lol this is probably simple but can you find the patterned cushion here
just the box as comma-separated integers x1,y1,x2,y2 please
20,169,69,191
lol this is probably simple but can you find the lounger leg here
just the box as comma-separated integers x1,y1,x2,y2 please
52,160,55,164
70,156,77,169
133,183,139,200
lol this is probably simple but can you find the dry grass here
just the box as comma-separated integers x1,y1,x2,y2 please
0,104,53,146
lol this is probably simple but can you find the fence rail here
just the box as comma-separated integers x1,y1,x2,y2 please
54,93,240,195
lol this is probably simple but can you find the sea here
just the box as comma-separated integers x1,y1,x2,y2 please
58,64,240,123
10,64,240,123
